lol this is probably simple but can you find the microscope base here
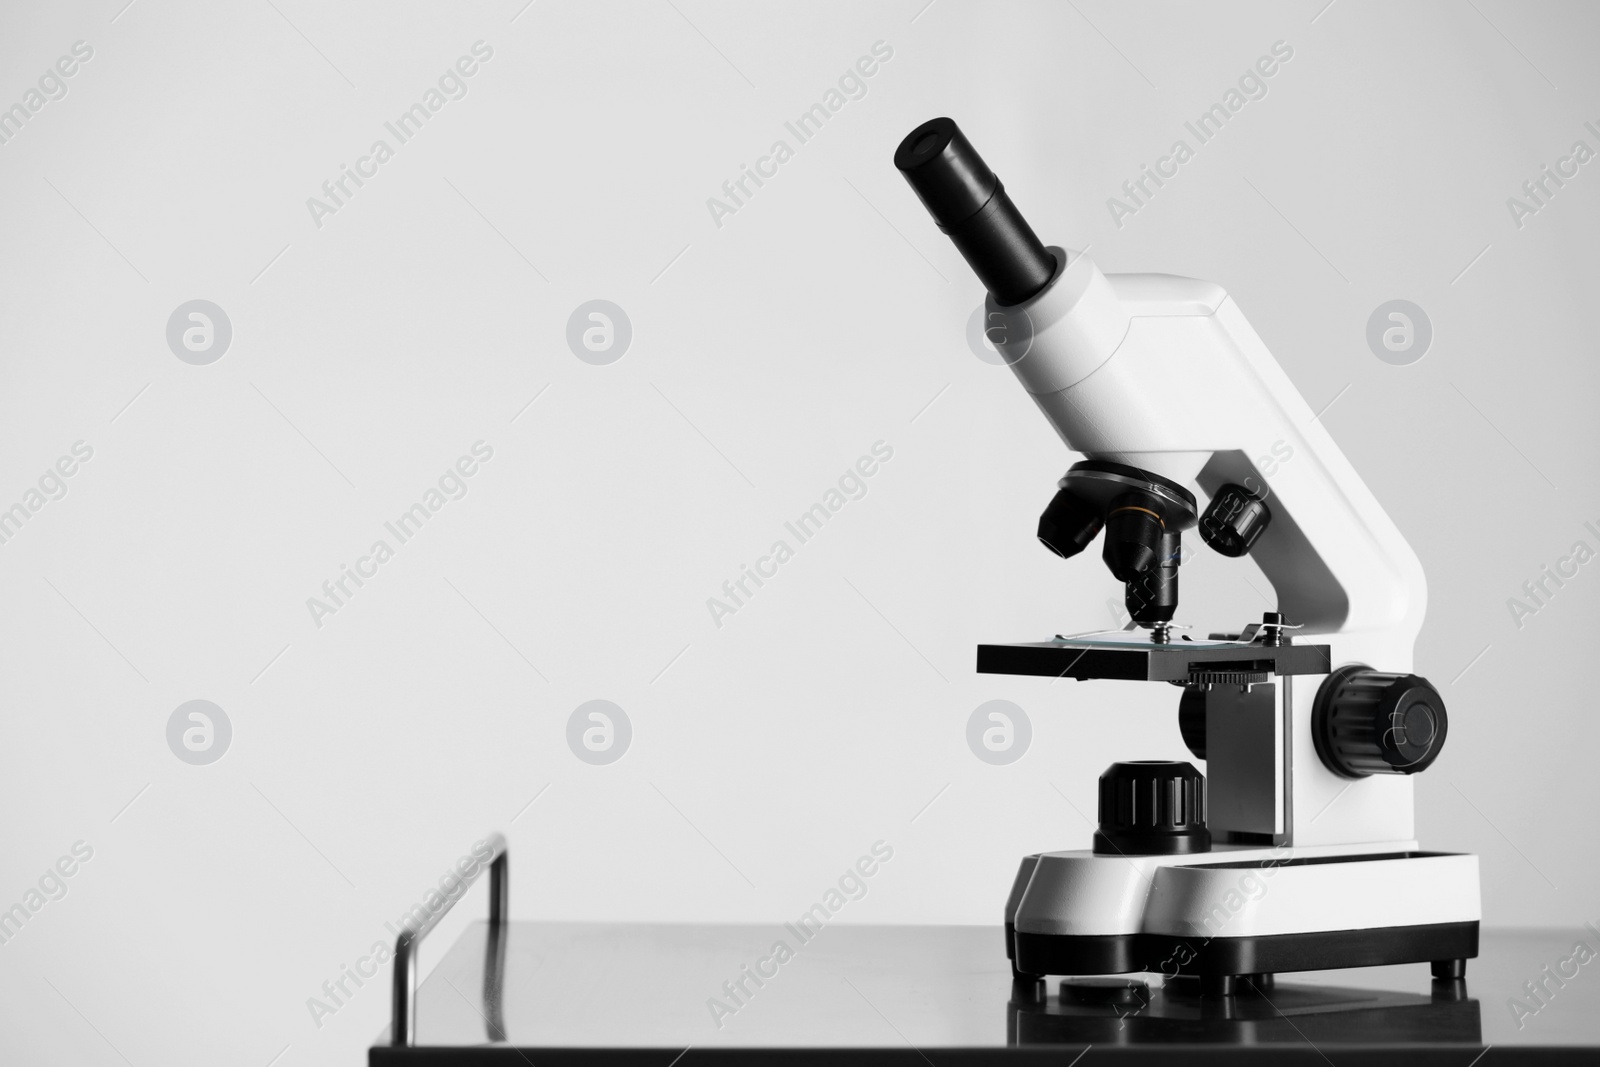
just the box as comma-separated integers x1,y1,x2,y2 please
1010,921,1479,984
1005,846,1481,991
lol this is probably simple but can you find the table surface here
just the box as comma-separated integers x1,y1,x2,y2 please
371,921,1599,1063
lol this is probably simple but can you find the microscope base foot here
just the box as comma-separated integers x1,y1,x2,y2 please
1431,958,1467,980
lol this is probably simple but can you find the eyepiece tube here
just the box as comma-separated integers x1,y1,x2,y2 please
894,117,1056,306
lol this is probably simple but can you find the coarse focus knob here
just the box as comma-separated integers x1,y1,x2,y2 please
1093,761,1210,856
1312,665,1448,778
1199,483,1272,558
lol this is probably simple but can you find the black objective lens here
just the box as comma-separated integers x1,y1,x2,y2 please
1099,494,1181,626
1038,487,1103,560
1102,500,1165,581
894,118,1057,306
1124,531,1180,626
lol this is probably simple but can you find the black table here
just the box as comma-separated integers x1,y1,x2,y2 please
370,919,1598,1063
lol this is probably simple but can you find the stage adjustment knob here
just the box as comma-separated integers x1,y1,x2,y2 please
1093,760,1210,856
1312,665,1448,778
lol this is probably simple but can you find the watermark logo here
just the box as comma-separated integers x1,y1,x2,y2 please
1507,922,1600,1029
166,700,231,765
166,300,232,365
1112,844,1294,1028
0,440,94,548
705,41,894,230
305,42,494,230
0,841,93,947
567,700,631,764
306,839,497,1029
566,300,632,365
706,841,894,1029
306,442,495,629
1366,300,1431,365
707,441,893,629
1507,520,1600,630
966,304,1033,366
1507,121,1600,230
0,40,94,149
1108,40,1294,229
966,700,1031,765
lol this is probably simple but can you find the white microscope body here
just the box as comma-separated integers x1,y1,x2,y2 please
894,117,1479,990
993,249,1479,986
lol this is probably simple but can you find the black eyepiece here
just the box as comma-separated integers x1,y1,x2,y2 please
894,118,997,230
894,117,1056,306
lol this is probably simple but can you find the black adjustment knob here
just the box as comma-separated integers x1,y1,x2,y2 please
1177,686,1206,761
1199,484,1271,557
1093,761,1210,856
1312,665,1448,779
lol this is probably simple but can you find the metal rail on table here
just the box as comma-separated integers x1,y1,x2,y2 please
391,832,508,1047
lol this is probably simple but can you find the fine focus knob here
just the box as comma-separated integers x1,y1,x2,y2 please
1093,761,1210,856
1312,665,1448,778
1199,483,1272,557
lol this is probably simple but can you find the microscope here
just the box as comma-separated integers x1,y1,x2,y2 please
895,119,1480,996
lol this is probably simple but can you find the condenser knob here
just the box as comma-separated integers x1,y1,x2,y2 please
1312,665,1448,778
1093,760,1210,855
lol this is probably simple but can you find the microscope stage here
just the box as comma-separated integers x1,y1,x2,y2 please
977,633,1332,683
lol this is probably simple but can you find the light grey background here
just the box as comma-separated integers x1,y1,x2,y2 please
2,1,1596,1063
